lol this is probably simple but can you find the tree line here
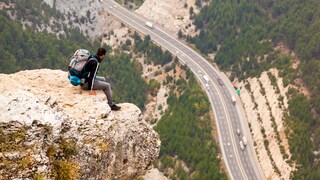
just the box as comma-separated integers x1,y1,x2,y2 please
132,33,172,66
0,15,93,73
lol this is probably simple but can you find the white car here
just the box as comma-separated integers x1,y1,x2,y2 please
236,128,241,136
205,84,210,91
240,141,245,151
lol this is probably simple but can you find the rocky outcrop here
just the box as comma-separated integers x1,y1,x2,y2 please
42,0,121,39
136,0,197,35
0,69,160,179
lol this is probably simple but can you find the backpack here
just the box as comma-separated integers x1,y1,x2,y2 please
68,49,95,86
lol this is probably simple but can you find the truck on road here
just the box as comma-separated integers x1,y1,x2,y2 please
242,136,247,146
203,75,209,82
145,21,154,28
231,95,236,105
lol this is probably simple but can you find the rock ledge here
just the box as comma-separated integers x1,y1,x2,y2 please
0,69,160,179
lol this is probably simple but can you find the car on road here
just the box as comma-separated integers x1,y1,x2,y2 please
242,136,247,146
205,83,210,91
145,21,154,28
203,75,209,82
231,95,236,105
217,77,223,85
236,128,241,136
240,140,245,150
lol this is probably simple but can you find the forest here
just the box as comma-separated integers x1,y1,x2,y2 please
99,53,148,110
154,75,227,180
184,0,320,178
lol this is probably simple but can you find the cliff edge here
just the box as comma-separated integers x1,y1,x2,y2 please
0,69,160,179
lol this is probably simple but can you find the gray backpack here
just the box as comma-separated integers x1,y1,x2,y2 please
68,49,94,86
68,49,91,74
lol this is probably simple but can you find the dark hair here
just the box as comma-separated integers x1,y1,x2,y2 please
96,47,107,56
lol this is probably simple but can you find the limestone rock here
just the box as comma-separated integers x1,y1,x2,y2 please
0,69,160,179
136,0,198,35
42,0,121,39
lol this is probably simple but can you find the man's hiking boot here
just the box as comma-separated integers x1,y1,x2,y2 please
110,104,121,111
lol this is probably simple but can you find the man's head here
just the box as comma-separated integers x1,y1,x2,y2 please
96,47,107,62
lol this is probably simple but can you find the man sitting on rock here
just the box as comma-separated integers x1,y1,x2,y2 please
81,47,121,111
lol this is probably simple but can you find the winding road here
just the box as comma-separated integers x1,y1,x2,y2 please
102,1,265,179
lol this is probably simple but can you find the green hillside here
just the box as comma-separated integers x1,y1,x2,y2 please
184,0,320,178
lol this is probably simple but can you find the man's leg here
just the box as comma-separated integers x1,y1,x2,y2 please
81,78,121,111
93,80,113,105
81,76,113,106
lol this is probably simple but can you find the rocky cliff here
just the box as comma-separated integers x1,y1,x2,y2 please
41,0,121,39
136,0,197,35
0,69,160,179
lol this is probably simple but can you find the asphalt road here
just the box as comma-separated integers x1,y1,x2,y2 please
103,1,265,179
